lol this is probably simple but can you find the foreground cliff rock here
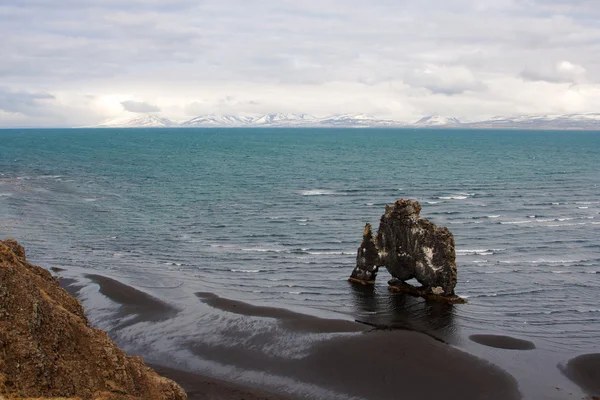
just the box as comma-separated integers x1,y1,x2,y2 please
350,199,463,303
0,238,187,400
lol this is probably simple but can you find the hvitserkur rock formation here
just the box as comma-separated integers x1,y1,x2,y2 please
349,199,464,303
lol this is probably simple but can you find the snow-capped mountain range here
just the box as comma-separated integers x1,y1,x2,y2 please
91,112,600,129
413,116,462,126
93,115,177,128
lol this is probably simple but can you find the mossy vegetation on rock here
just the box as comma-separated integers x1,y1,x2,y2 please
0,238,187,400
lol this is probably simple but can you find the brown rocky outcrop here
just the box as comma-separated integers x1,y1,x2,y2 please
0,238,187,400
349,199,463,302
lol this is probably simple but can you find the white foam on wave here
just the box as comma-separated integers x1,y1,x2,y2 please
439,195,468,200
426,201,441,204
457,249,505,256
0,193,12,197
578,206,589,209
230,269,261,273
487,215,501,218
547,223,586,227
39,175,63,179
301,189,342,196
500,220,532,225
241,247,284,253
295,219,308,222
528,258,586,264
308,251,353,255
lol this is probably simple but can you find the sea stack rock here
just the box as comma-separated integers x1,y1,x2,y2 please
349,199,463,303
349,224,380,284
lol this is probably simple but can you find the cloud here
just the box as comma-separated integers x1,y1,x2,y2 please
520,61,587,84
1,0,600,126
404,65,486,95
0,87,55,116
121,100,160,113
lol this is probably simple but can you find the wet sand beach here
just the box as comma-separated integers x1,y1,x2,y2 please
560,353,600,397
65,274,524,400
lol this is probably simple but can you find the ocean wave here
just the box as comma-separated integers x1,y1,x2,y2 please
457,249,505,256
527,259,588,264
241,247,284,253
307,251,353,255
500,220,532,225
547,223,586,227
230,269,261,273
288,291,322,295
439,195,468,200
301,189,343,196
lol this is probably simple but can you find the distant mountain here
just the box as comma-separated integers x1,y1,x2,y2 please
90,112,600,129
413,116,461,127
250,113,318,126
465,113,600,130
179,113,401,127
319,114,402,127
94,114,176,128
181,114,253,127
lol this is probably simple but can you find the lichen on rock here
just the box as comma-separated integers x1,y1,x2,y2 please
349,199,463,302
0,238,187,400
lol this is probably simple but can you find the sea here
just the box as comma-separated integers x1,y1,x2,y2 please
1,128,599,399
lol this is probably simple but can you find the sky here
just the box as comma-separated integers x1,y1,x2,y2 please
1,0,600,127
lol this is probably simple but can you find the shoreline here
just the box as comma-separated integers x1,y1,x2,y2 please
59,273,526,400
149,364,291,400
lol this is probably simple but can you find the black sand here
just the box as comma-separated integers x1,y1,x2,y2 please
86,274,179,327
150,364,290,400
193,292,521,400
470,334,536,350
67,276,522,400
196,291,365,333
560,353,600,396
59,277,86,297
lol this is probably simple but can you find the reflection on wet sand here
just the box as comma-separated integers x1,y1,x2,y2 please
349,283,459,343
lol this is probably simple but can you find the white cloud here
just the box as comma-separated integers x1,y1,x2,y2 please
521,60,587,84
0,0,600,126
121,100,161,113
404,65,486,95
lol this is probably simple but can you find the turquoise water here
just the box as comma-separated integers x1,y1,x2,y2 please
1,128,599,397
